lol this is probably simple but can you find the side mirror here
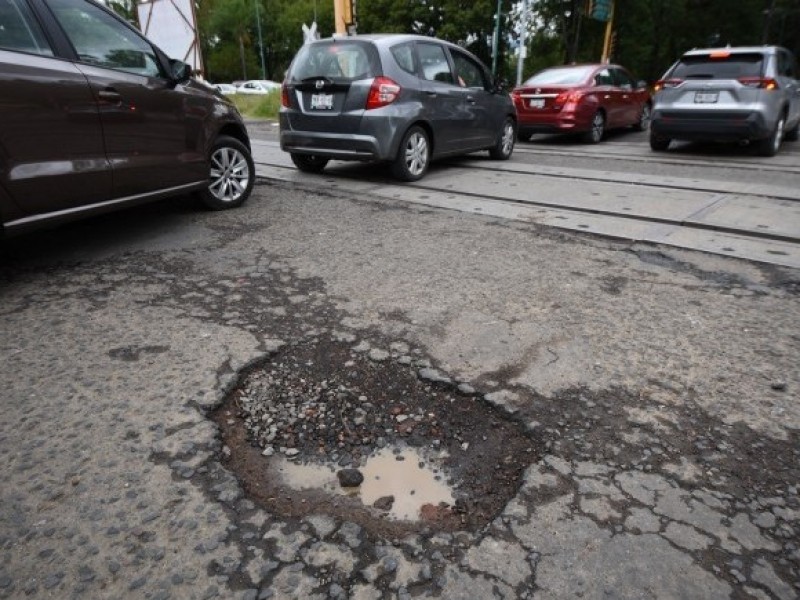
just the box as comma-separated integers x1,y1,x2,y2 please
170,59,192,83
493,77,509,93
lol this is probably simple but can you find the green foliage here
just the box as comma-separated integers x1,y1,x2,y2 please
229,91,281,120
195,0,800,87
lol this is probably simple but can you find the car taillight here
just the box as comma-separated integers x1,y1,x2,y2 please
653,78,683,92
554,90,584,105
366,77,400,109
281,82,289,107
738,77,779,90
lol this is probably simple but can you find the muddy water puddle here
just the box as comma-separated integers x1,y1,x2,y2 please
274,447,455,521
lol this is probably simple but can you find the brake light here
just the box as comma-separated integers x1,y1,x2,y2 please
710,51,730,59
554,90,584,105
653,78,683,92
281,82,289,107
738,77,779,90
366,77,400,109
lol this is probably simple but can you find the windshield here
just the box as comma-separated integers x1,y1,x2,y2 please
671,54,764,79
524,66,594,86
289,41,379,82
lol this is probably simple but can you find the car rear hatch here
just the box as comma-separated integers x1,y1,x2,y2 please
514,84,582,114
284,39,382,133
658,51,769,112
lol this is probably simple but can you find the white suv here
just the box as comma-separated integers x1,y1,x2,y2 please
650,46,800,156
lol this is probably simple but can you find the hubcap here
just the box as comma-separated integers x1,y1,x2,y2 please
591,114,604,142
501,122,514,156
405,133,428,176
773,118,785,153
209,146,250,203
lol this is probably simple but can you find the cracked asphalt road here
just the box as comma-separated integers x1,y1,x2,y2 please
0,179,798,599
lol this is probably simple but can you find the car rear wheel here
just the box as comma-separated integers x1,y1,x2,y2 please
291,154,329,173
784,119,799,142
200,135,255,210
756,115,785,157
489,117,516,160
634,104,651,131
517,131,531,142
583,111,605,143
649,132,671,151
391,126,430,181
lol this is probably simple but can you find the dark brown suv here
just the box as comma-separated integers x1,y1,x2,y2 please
0,0,255,235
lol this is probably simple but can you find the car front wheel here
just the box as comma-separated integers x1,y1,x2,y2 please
783,119,799,142
200,135,255,210
583,111,605,143
489,117,516,160
291,153,329,173
391,125,430,181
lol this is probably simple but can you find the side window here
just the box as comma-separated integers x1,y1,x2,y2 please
451,51,487,89
49,0,162,77
0,0,54,56
390,42,417,76
612,68,635,89
418,42,453,85
779,51,797,78
594,68,613,86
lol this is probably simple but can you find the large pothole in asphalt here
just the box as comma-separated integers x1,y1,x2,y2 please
213,337,535,536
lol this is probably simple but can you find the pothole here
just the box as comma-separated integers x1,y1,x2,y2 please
213,337,535,536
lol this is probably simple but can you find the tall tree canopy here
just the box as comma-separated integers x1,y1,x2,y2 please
111,0,800,85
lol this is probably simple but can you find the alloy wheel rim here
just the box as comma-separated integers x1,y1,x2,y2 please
592,114,604,141
640,106,651,130
501,122,514,156
773,118,785,153
405,133,428,176
209,147,250,202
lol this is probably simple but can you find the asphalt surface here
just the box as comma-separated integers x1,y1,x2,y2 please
1,136,799,599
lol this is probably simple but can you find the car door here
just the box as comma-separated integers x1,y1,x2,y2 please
415,42,469,156
448,48,495,148
777,50,800,126
44,0,207,198
611,67,641,126
593,67,623,127
0,0,111,219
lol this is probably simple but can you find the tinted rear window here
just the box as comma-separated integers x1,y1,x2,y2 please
671,53,764,79
524,66,594,85
288,42,379,81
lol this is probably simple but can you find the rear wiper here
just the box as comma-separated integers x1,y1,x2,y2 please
301,76,335,84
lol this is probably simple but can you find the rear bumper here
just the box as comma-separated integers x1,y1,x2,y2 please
517,111,592,136
650,109,772,141
280,130,383,161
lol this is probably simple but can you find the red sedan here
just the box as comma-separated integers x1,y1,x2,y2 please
512,64,652,143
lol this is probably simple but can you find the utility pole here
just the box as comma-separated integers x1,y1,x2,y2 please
762,0,777,43
254,0,266,79
515,0,528,86
492,0,502,76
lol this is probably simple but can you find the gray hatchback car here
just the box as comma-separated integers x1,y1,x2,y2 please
279,34,517,181
650,46,800,156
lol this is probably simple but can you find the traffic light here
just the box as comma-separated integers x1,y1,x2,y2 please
587,0,612,22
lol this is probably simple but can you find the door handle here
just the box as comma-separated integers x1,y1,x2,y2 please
466,95,476,105
426,91,438,98
98,89,122,104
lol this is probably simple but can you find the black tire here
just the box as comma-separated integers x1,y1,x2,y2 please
199,135,255,210
391,125,430,181
583,111,605,143
517,131,532,143
634,103,651,132
291,153,329,173
755,114,785,157
489,117,516,160
649,132,671,151
784,119,799,142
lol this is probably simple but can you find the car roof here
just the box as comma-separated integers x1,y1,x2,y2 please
309,33,465,51
682,46,786,57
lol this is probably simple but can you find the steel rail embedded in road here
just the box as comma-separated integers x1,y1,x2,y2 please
249,139,800,269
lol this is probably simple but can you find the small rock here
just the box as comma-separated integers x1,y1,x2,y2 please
373,496,395,510
771,381,787,391
457,383,475,395
284,449,300,458
368,349,390,362
419,368,451,384
337,469,364,488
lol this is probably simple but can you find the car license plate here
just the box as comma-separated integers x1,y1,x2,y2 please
529,98,545,109
311,94,333,110
694,91,719,104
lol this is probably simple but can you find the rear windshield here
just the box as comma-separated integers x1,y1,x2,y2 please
670,53,764,79
524,66,594,86
288,41,380,82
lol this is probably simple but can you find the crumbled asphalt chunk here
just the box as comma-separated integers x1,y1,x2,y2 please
337,469,364,488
